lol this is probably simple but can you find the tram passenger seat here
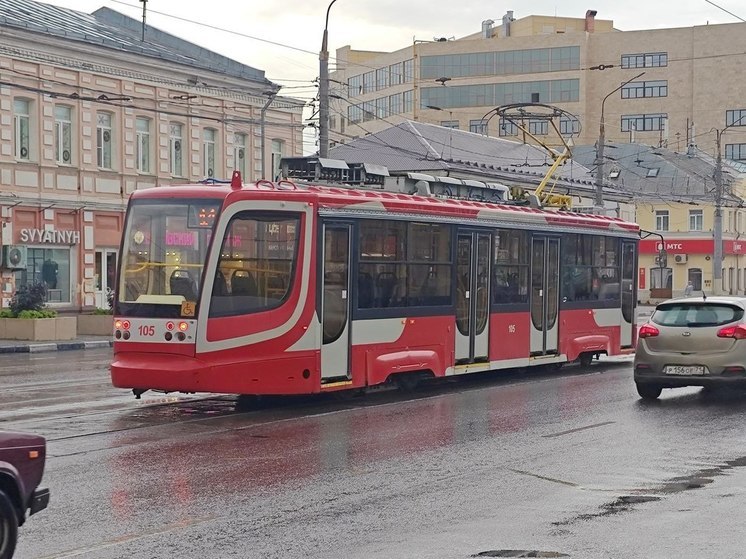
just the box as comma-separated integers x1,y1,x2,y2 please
376,272,397,307
358,273,374,308
231,271,258,296
212,270,228,296
170,270,197,301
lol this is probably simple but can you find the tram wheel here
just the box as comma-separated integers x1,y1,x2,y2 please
235,394,262,410
579,352,594,367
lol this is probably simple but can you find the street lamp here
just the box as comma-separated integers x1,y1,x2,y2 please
260,88,280,179
318,0,339,159
594,71,645,210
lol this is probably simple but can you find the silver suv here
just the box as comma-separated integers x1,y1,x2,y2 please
634,296,746,400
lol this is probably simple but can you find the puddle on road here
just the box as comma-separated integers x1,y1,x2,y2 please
473,551,569,558
553,455,746,527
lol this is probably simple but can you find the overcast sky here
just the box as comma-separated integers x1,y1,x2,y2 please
34,0,746,106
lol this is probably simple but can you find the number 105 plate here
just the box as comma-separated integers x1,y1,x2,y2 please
665,365,706,376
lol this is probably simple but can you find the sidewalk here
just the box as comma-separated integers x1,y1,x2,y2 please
0,335,113,354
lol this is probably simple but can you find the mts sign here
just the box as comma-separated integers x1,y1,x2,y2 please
656,242,683,251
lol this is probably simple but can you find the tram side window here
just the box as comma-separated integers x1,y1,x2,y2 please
209,212,300,317
561,234,620,302
493,229,529,304
358,220,451,308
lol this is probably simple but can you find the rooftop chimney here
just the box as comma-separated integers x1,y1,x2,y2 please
482,19,494,39
501,10,515,37
585,10,597,33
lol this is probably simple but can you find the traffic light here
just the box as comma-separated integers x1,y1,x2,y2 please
655,249,667,268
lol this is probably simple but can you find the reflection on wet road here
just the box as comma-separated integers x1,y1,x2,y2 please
5,351,746,558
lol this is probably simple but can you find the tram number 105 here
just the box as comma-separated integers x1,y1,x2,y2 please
138,325,155,337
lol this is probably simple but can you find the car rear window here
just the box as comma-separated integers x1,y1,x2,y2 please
652,303,744,327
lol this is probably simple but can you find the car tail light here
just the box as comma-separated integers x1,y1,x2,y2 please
638,324,659,338
716,324,746,339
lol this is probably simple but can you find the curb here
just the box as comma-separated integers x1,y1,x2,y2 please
0,340,113,354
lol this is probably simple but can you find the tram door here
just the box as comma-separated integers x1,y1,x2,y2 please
320,224,351,380
530,236,560,355
620,240,637,347
455,231,491,364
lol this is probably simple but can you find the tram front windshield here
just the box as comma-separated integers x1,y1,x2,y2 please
117,199,221,317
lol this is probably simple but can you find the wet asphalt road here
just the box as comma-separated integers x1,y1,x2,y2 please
3,350,746,559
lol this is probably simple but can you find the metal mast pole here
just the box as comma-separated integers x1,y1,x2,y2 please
318,0,338,158
713,129,723,293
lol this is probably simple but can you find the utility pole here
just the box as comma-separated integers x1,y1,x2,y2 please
714,129,723,294
594,72,644,212
318,0,339,158
260,89,279,179
712,113,745,294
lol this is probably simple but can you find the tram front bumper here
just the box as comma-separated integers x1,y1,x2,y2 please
111,351,211,393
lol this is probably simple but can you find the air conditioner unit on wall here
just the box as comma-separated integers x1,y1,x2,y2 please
2,245,28,270
674,254,688,264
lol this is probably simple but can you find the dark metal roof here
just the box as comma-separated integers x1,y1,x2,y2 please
572,142,743,205
0,0,271,84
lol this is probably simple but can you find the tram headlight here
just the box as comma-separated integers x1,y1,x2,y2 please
114,320,123,330
178,322,189,332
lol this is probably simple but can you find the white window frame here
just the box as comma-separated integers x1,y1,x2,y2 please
270,139,284,181
54,105,73,165
233,133,247,179
203,128,216,178
96,112,113,169
169,123,184,177
14,99,31,161
135,117,151,173
689,209,703,232
655,210,669,232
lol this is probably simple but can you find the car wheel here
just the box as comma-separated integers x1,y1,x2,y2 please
0,488,19,559
636,383,663,400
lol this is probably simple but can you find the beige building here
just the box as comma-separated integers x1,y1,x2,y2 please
0,0,304,310
329,10,746,162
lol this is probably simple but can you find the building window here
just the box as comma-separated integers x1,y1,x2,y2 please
390,62,403,86
420,79,579,110
403,90,414,113
362,71,375,94
725,143,746,161
621,80,668,99
389,93,403,115
375,97,388,119
621,113,667,132
14,99,31,161
54,105,73,165
420,47,580,79
621,52,668,68
655,210,669,231
689,209,703,231
650,267,672,289
441,120,459,129
469,119,488,134
499,118,517,136
348,104,363,124
688,268,703,291
96,112,113,169
203,128,216,178
559,116,580,136
234,133,247,179
726,109,746,127
528,120,548,135
403,59,414,83
375,68,389,90
348,75,363,98
15,248,71,304
135,117,151,173
169,123,183,176
271,139,284,181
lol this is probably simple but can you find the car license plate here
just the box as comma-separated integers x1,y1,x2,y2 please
665,365,705,376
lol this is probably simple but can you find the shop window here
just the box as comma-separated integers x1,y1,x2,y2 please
15,249,71,304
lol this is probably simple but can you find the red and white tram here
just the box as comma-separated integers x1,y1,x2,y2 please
111,172,639,397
